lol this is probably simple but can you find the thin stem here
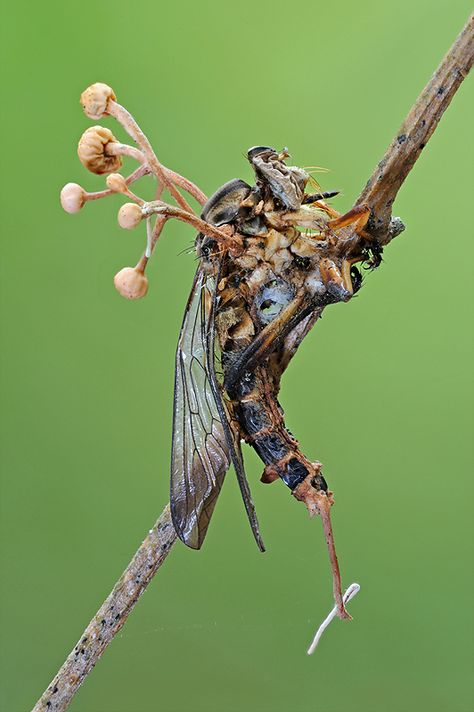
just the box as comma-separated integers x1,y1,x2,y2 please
166,168,207,206
317,494,350,620
123,188,146,206
151,214,167,250
86,165,148,201
107,101,194,213
106,143,207,205
143,201,242,250
107,142,145,163
134,215,168,274
355,13,474,244
31,507,177,712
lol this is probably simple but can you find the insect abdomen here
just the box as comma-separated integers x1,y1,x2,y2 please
233,369,319,490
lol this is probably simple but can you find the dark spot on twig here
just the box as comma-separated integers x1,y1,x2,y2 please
420,119,426,127
82,637,88,643
397,134,407,144
115,613,121,620
46,702,52,708
437,86,445,95
101,619,106,626
52,686,58,694
419,143,426,149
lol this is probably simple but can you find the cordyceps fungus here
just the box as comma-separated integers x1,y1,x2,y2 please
62,83,213,300
60,81,368,620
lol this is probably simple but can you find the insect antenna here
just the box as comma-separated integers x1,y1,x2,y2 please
302,165,330,173
177,240,196,257
307,175,323,192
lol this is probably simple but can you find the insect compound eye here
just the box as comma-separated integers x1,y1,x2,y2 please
198,237,217,260
247,146,277,164
201,179,252,227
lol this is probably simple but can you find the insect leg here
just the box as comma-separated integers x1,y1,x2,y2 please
328,203,371,237
224,293,312,394
302,190,340,203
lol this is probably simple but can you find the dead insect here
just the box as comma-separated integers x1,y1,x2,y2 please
63,85,383,621
170,146,374,618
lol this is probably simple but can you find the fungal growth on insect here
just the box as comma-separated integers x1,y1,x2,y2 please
61,82,396,621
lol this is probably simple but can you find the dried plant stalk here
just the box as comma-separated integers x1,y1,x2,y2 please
357,14,474,243
31,508,177,712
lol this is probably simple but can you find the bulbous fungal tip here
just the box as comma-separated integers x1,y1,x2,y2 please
80,82,116,120
60,183,86,213
106,173,128,193
114,267,148,300
78,126,122,175
118,203,143,229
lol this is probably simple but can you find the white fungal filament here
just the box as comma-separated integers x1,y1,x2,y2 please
307,582,361,655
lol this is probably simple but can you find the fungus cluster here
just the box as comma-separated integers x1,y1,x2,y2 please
60,82,210,299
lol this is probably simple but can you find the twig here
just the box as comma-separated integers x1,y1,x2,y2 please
32,15,473,712
355,13,474,245
31,507,177,712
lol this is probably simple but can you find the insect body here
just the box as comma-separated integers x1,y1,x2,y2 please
170,146,373,588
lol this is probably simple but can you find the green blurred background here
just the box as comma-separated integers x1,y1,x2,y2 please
1,1,473,710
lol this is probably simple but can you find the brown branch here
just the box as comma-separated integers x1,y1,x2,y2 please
31,506,177,712
355,13,474,245
32,15,473,712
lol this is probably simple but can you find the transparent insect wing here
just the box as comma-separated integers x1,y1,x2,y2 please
170,268,231,549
